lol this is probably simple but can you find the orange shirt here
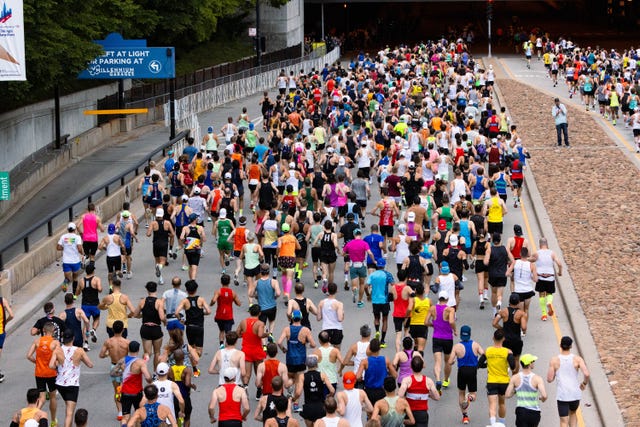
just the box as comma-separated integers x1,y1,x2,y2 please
279,234,297,257
248,164,261,182
35,336,57,378
231,153,243,170
233,227,247,252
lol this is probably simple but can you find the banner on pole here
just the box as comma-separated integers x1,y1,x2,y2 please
0,0,26,81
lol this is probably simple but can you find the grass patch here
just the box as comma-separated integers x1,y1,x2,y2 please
175,38,255,76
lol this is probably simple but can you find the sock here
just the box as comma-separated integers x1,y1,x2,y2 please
375,324,380,332
490,417,496,425
546,294,554,305
381,331,387,342
498,418,505,424
539,297,547,315
158,264,163,271
72,281,78,294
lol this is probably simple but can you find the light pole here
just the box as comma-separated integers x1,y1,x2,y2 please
256,0,262,66
487,0,493,58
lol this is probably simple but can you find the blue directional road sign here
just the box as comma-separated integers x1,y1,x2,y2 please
79,33,175,79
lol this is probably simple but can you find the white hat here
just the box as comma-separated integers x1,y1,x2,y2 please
181,194,189,201
219,208,227,219
398,223,407,233
224,172,232,179
289,162,296,168
155,208,164,218
67,222,76,230
338,157,346,166
327,147,335,153
193,187,201,194
24,421,39,427
408,161,416,169
156,362,169,375
449,234,459,246
407,211,416,221
223,366,239,381
438,290,449,300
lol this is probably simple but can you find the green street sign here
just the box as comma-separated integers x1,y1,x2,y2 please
0,172,9,201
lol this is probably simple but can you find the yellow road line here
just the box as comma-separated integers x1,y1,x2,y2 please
520,199,586,427
84,108,149,115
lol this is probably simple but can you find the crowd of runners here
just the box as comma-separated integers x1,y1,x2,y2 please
2,40,595,427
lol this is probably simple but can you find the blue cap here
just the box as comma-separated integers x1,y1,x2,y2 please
292,310,302,320
440,261,450,274
208,126,214,133
460,325,471,341
108,223,116,234
249,122,254,130
376,258,386,268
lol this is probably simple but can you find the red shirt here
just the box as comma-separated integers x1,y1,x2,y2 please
218,383,243,421
392,283,409,318
406,374,429,411
262,359,280,394
241,318,266,362
215,288,235,321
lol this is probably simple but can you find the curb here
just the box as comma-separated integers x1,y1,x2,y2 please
484,57,624,427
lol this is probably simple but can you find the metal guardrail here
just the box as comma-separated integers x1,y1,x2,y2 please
0,130,190,271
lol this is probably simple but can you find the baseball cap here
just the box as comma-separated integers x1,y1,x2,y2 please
62,329,75,341
407,211,416,221
520,354,538,366
181,194,189,201
449,234,459,246
108,224,116,234
282,223,291,232
408,161,416,169
460,325,471,341
155,208,164,218
376,258,386,268
338,157,346,166
440,261,450,274
513,224,523,236
223,367,238,381
24,421,39,427
353,228,362,236
224,172,232,179
188,213,199,222
156,362,169,375
343,371,357,389
292,310,302,321
193,187,201,194
218,208,227,219
438,290,449,300
438,219,447,230
327,147,335,153
208,126,214,133
122,210,131,218
509,293,520,305
239,217,247,226
289,162,296,168
398,223,407,233
67,222,76,230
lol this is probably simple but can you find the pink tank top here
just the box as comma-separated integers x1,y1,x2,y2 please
82,213,98,242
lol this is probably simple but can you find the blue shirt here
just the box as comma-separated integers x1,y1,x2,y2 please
367,270,393,304
256,278,277,311
364,233,384,264
254,144,268,163
365,355,387,389
286,325,306,366
457,340,479,367
183,145,198,162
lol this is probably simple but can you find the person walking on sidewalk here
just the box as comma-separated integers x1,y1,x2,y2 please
552,98,569,147
547,336,590,427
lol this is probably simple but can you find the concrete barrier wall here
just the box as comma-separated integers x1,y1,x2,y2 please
0,81,132,173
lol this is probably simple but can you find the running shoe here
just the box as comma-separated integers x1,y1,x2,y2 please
541,315,548,321
380,341,387,348
83,342,90,351
462,415,470,424
321,279,328,294
547,303,554,317
159,275,164,286
126,272,132,280
496,302,501,312
117,415,123,421
344,279,350,291
234,276,239,287
293,402,302,412
219,343,225,349
51,419,58,427
375,331,381,341
314,280,319,289
467,394,475,402
442,378,450,388
255,387,262,401
224,256,230,267
90,329,97,343
171,251,178,260
181,265,189,271
193,367,200,378
61,279,69,292
0,371,5,383
155,264,161,278
435,382,442,395
357,301,364,308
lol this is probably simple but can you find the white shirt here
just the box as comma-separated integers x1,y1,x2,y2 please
154,379,177,414
58,232,83,264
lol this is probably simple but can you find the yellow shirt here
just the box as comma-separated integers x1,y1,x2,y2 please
410,296,431,325
487,196,503,223
107,292,128,328
486,346,510,384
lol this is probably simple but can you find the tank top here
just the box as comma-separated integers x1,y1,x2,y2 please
19,408,40,427
217,220,233,246
142,297,161,326
556,353,582,401
286,325,307,366
82,213,99,242
318,346,338,384
392,284,409,318
511,236,524,259
494,173,507,195
153,219,169,245
353,341,370,377
504,307,522,341
107,292,128,328
279,234,297,258
516,372,541,411
343,388,364,427
406,374,430,412
262,359,280,394
292,297,311,329
106,234,121,257
215,288,234,321
513,260,534,293
432,304,453,340
218,348,242,385
472,174,485,200
218,384,242,421
486,346,510,384
241,318,266,360
175,203,189,227
81,276,99,306
410,297,430,326
535,249,555,280
395,237,410,266
185,296,204,327
303,370,324,404
487,197,503,223
405,255,424,282
263,394,288,422
321,417,340,427
396,350,414,384
320,232,336,256
365,356,386,389
243,243,260,270
56,345,81,387
321,299,342,330
184,226,202,252
233,227,247,252
64,308,83,347
488,245,509,278
171,365,189,397
379,200,394,226
381,396,404,427
256,278,277,311
457,340,478,367
438,274,456,307
439,206,453,230
459,220,472,249
35,336,57,378
154,379,176,414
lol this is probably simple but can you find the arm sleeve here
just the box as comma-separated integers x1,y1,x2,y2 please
478,354,487,369
507,353,516,371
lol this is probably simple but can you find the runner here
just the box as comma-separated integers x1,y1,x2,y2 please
26,321,60,425
313,330,343,396
115,340,152,427
56,223,84,294
127,384,177,427
99,279,136,338
98,320,129,422
146,208,175,286
390,269,412,353
337,371,374,427
426,291,456,395
0,293,13,382
211,274,242,348
314,220,339,291
74,264,102,351
50,329,94,427
507,246,537,317
117,211,138,280
208,330,246,387
314,396,349,427
237,304,268,386
343,228,376,308
367,258,393,348
506,354,547,427
57,293,89,351
317,282,344,350
169,349,196,427
181,213,206,279
493,294,527,372
9,389,49,427
407,283,430,356
253,264,281,334
287,283,318,330
484,232,514,316
152,362,185,422
77,203,104,267
478,329,515,427
175,279,210,361
371,376,415,427
547,336,590,427
448,325,484,425
278,309,315,404
278,223,300,304
530,237,562,321
357,338,397,406
482,188,507,236
162,277,188,331
133,282,166,369
293,356,335,427
98,223,126,286
398,356,440,427
240,231,263,298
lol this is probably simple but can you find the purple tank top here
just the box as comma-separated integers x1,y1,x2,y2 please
432,304,453,340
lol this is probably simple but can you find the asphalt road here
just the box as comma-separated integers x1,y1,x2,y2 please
0,84,603,427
